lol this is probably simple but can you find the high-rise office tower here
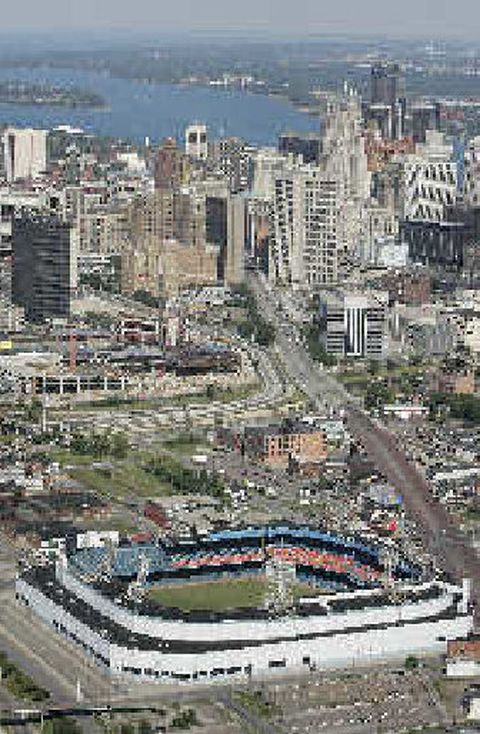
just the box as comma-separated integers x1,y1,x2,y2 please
368,63,407,140
211,137,254,193
12,214,75,322
464,136,480,206
252,148,294,199
410,102,441,145
205,184,245,285
320,90,371,261
320,290,388,359
2,127,47,182
246,198,272,274
278,132,321,164
185,124,208,160
120,191,174,296
371,63,405,107
403,131,458,222
271,165,340,288
119,187,219,298
154,138,189,191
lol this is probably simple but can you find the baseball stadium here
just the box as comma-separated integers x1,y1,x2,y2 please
16,525,473,683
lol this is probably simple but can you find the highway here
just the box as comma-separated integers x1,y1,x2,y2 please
0,536,117,707
250,272,479,626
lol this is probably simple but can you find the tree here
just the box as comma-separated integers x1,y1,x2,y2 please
70,430,129,459
206,384,216,400
237,321,254,340
110,432,129,459
132,290,159,308
303,325,336,366
24,399,43,424
255,320,275,346
364,381,395,411
43,719,82,734
170,709,198,729
405,655,419,670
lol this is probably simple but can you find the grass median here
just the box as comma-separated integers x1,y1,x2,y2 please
0,650,50,702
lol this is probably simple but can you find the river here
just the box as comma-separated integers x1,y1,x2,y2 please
0,66,319,146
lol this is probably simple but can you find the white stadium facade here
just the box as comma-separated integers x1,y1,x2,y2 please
16,526,474,684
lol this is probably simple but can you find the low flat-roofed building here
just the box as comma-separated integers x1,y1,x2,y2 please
382,403,429,420
447,636,480,678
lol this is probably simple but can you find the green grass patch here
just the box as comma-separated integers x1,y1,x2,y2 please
42,718,83,734
161,432,209,458
148,578,268,612
147,577,320,612
48,448,99,466
338,374,370,387
0,650,50,702
144,455,225,498
234,690,280,719
44,444,173,501
68,461,171,500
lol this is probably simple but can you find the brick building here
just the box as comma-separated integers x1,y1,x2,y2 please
383,269,432,306
436,370,475,395
218,422,328,470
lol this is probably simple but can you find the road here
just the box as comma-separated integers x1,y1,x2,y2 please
0,535,117,706
250,272,479,626
348,409,480,620
54,342,292,445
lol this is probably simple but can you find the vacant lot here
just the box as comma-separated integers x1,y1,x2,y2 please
47,447,171,500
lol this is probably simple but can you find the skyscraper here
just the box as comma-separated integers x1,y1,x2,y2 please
12,214,75,322
185,124,208,160
212,137,254,193
154,138,189,191
320,90,371,261
205,186,245,285
2,127,47,182
371,63,405,107
410,102,441,145
368,64,406,140
271,165,340,287
278,132,321,164
403,131,458,222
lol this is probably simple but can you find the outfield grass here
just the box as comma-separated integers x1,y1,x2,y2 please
148,578,268,611
147,577,320,612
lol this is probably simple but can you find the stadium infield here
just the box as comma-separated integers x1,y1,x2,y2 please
147,577,322,612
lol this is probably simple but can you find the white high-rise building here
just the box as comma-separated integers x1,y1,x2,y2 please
319,88,371,256
271,164,340,288
2,127,47,182
463,136,480,206
251,148,295,199
185,123,208,160
403,130,457,222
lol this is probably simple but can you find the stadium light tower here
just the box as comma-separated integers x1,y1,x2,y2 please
264,547,296,616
